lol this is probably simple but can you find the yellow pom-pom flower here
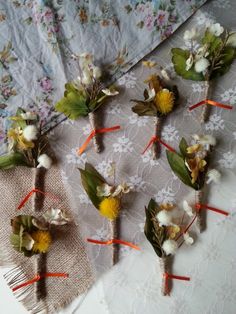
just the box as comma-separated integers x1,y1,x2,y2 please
155,88,175,114
31,230,52,254
99,197,121,220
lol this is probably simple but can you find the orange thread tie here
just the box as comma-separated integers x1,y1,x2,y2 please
12,273,68,292
17,189,60,210
195,203,229,216
142,136,175,154
189,99,233,111
87,238,140,251
163,272,190,295
78,125,121,155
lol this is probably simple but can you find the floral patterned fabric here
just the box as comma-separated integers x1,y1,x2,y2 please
44,0,235,313
0,0,206,154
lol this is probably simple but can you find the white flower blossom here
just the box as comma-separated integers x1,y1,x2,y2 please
81,69,92,85
162,239,178,255
96,183,133,197
183,28,197,41
192,134,216,146
92,66,102,79
23,125,38,141
43,208,71,225
22,233,35,250
21,112,37,120
185,54,194,71
102,88,119,96
37,154,52,169
156,210,173,226
194,57,210,73
183,232,194,245
160,68,171,81
183,200,194,217
208,23,224,37
206,169,221,184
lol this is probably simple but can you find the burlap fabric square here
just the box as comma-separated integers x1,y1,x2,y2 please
0,165,94,313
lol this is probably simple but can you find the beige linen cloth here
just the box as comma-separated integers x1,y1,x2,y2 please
0,165,94,313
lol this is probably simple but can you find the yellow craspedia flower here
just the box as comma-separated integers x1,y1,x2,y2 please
155,88,175,114
31,230,52,254
99,197,121,220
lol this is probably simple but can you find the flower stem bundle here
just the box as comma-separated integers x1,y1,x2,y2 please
55,53,119,154
79,163,132,265
144,199,192,295
172,23,236,122
166,135,218,232
131,71,179,159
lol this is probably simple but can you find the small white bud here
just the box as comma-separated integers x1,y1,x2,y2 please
194,57,210,73
23,125,38,141
92,66,102,79
37,154,52,169
162,239,178,255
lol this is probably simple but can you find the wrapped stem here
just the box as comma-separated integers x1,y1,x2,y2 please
109,217,120,265
200,80,211,123
153,116,161,159
33,167,46,301
159,256,171,296
195,190,203,233
89,112,102,153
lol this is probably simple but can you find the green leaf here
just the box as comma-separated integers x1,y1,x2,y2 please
55,83,89,120
166,150,198,190
171,48,205,81
144,199,166,258
78,163,106,209
10,234,22,252
131,101,157,116
202,30,223,55
211,46,236,78
0,152,28,169
179,137,188,157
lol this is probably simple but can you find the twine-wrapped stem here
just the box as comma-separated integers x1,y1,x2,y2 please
200,80,211,123
32,167,46,301
159,256,171,296
109,217,120,265
195,190,203,233
153,116,161,159
89,112,102,153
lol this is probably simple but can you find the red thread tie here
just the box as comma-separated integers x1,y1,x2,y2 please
142,136,175,154
195,203,229,216
87,238,140,251
17,189,60,210
78,125,121,155
164,272,190,295
12,273,68,292
189,99,233,111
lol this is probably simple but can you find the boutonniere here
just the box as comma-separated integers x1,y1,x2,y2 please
131,63,179,159
0,108,52,170
10,209,71,257
79,163,139,264
166,135,228,232
55,53,120,155
144,199,191,296
172,23,235,122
